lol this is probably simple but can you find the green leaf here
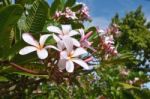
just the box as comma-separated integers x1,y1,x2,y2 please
13,72,48,78
65,0,75,7
4,41,25,60
2,0,11,6
50,0,61,16
118,82,139,89
24,0,49,32
71,22,84,29
72,4,83,12
0,4,23,48
0,76,9,82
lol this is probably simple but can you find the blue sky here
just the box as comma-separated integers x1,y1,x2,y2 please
48,0,150,29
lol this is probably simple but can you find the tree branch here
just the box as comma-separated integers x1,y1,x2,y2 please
9,62,47,75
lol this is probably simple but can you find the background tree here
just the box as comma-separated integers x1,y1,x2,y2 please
0,0,150,98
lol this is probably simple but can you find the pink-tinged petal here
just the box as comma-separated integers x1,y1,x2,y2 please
58,59,66,70
47,26,62,34
83,66,94,70
88,46,97,52
79,29,85,37
62,36,73,53
72,48,87,57
98,29,105,33
39,34,51,46
37,48,48,59
66,60,74,73
57,41,65,51
69,30,79,36
71,38,80,47
61,25,72,35
84,56,93,62
72,59,89,70
45,45,60,51
53,34,60,42
60,51,68,59
19,46,37,55
22,33,39,47
84,31,93,39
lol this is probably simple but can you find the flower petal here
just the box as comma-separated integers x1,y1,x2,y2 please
69,30,79,36
72,47,87,57
19,46,37,55
62,36,73,53
83,66,94,70
39,34,51,46
61,25,72,35
79,29,85,37
57,41,65,51
71,38,80,47
47,26,62,34
22,33,39,47
45,45,60,51
72,59,89,70
66,60,74,73
60,51,68,59
58,59,66,70
53,34,60,42
37,48,48,59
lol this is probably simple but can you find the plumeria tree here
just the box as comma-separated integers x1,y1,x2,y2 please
0,0,150,98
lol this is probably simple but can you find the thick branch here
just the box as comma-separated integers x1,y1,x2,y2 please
9,62,47,75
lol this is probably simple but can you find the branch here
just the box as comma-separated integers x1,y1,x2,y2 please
133,67,150,72
9,62,47,75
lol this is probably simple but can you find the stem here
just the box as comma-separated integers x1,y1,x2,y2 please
9,62,47,75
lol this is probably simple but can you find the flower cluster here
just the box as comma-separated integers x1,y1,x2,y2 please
53,7,77,20
19,25,96,73
98,26,119,60
107,24,121,37
53,3,90,21
76,3,90,21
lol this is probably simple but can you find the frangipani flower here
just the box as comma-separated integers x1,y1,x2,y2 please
58,37,89,73
47,25,80,47
19,33,59,59
75,3,91,21
53,11,64,19
100,34,118,58
81,4,90,19
65,7,77,19
79,29,96,51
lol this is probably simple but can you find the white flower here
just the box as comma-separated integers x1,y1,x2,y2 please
81,4,90,17
47,25,80,47
54,11,64,19
79,29,96,51
19,33,59,59
58,37,89,73
65,7,77,19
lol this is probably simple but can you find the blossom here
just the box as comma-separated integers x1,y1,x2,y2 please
101,35,118,55
81,4,90,19
110,24,121,37
98,28,118,59
76,3,90,21
47,25,80,47
53,11,64,19
79,29,96,51
65,7,77,19
19,33,59,59
58,37,89,73
53,8,77,20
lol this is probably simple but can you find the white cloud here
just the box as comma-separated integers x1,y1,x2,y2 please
84,17,110,29
146,14,150,22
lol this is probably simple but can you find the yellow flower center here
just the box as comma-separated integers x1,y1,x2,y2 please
37,44,44,50
67,52,73,60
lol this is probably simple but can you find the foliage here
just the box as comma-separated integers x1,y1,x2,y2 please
0,0,150,99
